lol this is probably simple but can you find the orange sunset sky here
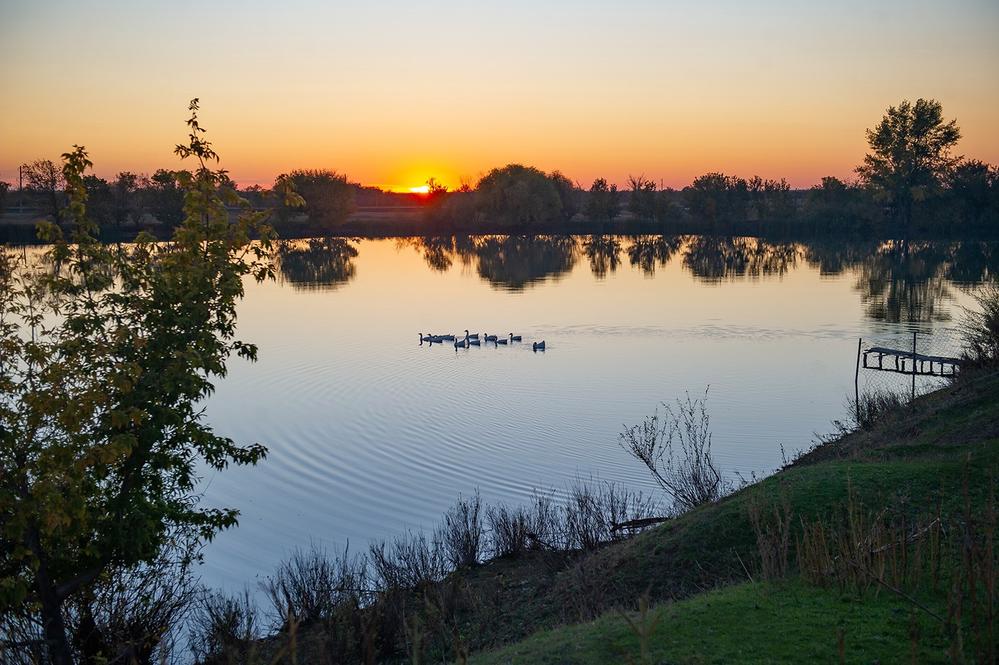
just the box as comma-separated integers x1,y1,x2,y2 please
1,0,998,192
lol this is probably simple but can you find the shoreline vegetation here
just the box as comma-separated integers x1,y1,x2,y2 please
2,98,997,245
188,368,999,664
2,99,997,664
198,367,999,665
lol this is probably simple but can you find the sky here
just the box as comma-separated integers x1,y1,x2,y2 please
1,0,997,191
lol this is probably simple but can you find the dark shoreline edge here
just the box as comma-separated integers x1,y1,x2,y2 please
3,213,999,246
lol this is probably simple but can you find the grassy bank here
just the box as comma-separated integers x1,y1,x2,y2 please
465,371,998,664
471,580,952,664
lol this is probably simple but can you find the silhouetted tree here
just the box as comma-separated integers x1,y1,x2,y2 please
142,169,186,228
474,165,563,225
0,181,9,214
584,178,620,222
801,176,878,228
627,175,658,221
856,98,961,228
747,176,793,220
20,159,65,221
82,175,114,226
948,160,995,227
111,172,140,226
684,173,748,224
426,177,448,199
281,169,355,229
548,170,581,220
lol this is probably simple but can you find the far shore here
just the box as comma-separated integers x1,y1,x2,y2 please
3,206,998,244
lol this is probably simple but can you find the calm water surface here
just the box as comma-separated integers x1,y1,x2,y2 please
200,236,994,590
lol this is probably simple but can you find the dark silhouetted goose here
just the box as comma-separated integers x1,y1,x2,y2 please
496,337,508,345
533,341,546,351
484,333,498,342
509,333,522,342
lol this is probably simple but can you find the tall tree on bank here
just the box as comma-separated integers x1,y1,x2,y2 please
856,98,961,228
20,159,66,222
585,178,621,222
0,100,301,664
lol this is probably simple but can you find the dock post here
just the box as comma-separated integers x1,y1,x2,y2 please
855,337,862,424
911,332,917,405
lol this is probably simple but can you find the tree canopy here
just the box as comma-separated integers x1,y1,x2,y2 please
0,99,301,664
856,98,961,226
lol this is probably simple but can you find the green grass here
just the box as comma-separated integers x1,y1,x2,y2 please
457,371,999,662
471,580,950,664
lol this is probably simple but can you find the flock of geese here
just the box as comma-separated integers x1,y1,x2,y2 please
420,330,546,352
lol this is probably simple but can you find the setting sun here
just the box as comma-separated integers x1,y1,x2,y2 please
409,185,430,194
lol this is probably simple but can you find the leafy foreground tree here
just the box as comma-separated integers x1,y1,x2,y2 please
856,98,961,227
0,99,301,664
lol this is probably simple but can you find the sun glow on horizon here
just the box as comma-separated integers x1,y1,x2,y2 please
0,1,996,187
408,185,430,194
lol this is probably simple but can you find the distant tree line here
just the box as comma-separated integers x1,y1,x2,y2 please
4,98,996,237
421,98,998,235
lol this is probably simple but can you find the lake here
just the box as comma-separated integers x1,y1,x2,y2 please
199,235,995,591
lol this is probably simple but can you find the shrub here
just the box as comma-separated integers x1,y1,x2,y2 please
486,503,533,558
279,169,355,228
369,532,444,592
563,480,661,551
262,544,369,626
848,388,908,430
962,283,999,366
188,590,261,664
619,389,724,513
437,492,485,570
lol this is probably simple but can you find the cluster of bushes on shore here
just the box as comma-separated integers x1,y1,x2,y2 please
1,478,664,664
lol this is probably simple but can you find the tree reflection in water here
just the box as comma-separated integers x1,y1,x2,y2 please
276,237,359,291
682,236,799,282
806,239,999,323
394,234,998,324
582,235,623,278
627,235,683,276
854,241,954,323
472,235,578,290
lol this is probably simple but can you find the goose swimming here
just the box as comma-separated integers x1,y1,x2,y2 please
496,337,508,345
455,337,467,348
532,340,546,351
484,333,498,342
464,330,479,340
509,333,522,342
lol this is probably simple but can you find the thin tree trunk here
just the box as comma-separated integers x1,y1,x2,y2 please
37,561,75,665
28,528,75,665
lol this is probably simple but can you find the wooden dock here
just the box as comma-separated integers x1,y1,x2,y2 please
862,345,962,377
